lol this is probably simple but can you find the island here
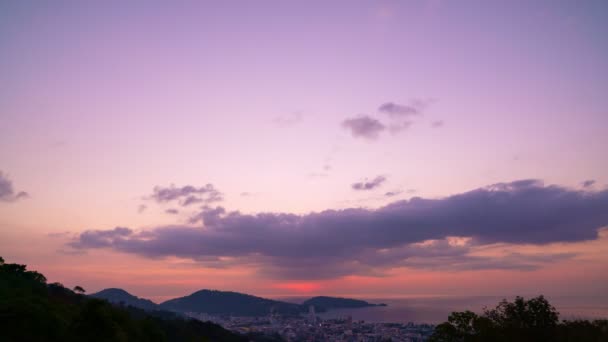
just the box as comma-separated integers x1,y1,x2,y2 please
301,296,387,312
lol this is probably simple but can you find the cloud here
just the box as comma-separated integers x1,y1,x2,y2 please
187,206,226,225
378,102,420,118
149,184,223,207
431,120,444,128
384,189,416,197
398,248,576,272
165,208,179,215
15,191,29,199
69,180,608,279
352,176,387,191
342,100,434,140
388,121,413,134
378,99,431,118
71,227,133,249
341,115,386,140
137,204,147,213
582,180,595,188
0,171,29,202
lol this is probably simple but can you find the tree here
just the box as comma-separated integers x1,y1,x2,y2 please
483,295,559,341
428,296,606,342
73,285,86,294
1,257,252,342
447,310,478,337
484,295,559,329
428,310,499,342
428,322,459,342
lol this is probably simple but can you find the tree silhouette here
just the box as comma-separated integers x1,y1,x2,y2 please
429,296,608,342
0,255,258,342
73,285,86,294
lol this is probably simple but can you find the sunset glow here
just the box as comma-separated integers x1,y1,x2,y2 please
1,0,608,306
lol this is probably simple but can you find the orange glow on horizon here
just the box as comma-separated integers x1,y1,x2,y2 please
273,282,322,293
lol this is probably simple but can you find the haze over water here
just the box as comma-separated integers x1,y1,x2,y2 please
285,296,608,324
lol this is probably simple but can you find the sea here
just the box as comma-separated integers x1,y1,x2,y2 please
278,295,608,324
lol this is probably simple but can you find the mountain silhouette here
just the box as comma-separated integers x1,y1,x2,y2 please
90,288,159,311
91,288,387,317
302,296,386,310
160,289,303,316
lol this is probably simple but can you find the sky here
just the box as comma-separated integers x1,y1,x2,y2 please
1,0,607,303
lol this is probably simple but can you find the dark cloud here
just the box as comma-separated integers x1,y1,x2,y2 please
71,227,133,249
187,206,226,225
399,248,576,272
352,176,387,191
378,102,420,117
582,180,596,188
150,184,223,207
0,171,29,202
385,190,402,197
378,99,432,118
182,196,203,206
69,180,608,279
165,208,179,215
343,100,434,140
341,115,386,140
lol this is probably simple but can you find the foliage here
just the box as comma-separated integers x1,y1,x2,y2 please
0,256,272,342
73,286,85,294
428,296,608,342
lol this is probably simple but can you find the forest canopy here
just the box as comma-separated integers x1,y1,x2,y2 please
428,295,608,342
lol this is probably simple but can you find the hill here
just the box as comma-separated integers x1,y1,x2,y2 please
90,288,159,311
302,296,387,311
161,289,304,316
0,256,278,342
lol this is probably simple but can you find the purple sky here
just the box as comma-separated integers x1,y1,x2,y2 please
1,1,607,300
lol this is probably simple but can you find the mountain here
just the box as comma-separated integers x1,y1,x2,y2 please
158,290,386,317
90,288,159,311
0,256,256,342
161,289,303,316
302,296,387,311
